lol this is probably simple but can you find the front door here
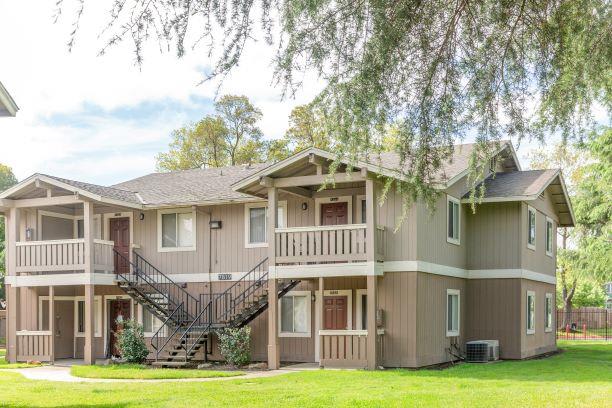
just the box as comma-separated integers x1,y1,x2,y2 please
109,218,130,275
54,301,74,359
109,299,131,357
321,202,348,226
324,296,348,330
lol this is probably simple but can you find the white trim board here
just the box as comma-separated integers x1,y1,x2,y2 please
5,273,118,287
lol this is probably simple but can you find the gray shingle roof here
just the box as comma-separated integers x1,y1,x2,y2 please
113,163,269,205
41,174,142,204
463,169,559,199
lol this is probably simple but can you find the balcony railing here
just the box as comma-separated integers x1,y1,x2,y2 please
15,239,115,273
319,330,368,368
16,330,52,361
275,224,385,264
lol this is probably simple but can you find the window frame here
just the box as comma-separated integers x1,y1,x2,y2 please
545,217,554,257
140,304,164,337
356,195,367,223
157,208,197,252
355,289,368,330
545,293,553,332
74,296,103,338
244,201,287,248
446,289,461,337
526,290,536,334
527,206,536,251
446,195,461,246
278,290,311,338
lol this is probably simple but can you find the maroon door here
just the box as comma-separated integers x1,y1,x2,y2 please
109,218,130,275
324,296,348,330
321,202,348,225
109,299,131,357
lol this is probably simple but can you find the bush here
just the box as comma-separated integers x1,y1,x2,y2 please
218,327,251,367
116,318,149,363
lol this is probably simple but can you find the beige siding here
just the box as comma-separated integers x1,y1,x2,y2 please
378,272,418,367
377,187,417,262
520,280,556,358
415,273,466,366
520,198,557,277
466,202,521,270
466,279,522,359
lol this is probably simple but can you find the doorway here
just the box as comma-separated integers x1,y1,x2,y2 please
108,299,131,357
54,300,74,359
323,296,348,330
109,217,130,275
321,202,348,226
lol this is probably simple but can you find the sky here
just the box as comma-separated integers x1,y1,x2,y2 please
0,1,604,187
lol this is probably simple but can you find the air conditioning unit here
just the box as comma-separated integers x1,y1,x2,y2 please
466,340,499,363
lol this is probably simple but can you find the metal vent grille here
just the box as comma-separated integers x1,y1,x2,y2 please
466,341,489,363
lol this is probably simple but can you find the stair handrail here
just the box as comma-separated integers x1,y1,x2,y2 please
179,257,269,358
151,302,185,361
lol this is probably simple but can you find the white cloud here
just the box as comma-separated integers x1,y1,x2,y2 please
0,0,323,184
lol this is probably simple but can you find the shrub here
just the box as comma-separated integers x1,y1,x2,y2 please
116,318,149,363
218,327,251,367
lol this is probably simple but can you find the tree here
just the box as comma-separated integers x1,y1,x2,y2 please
284,104,330,153
215,95,263,166
156,117,229,171
156,95,264,171
0,164,17,303
61,0,610,210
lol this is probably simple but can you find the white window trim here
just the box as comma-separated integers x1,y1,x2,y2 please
157,208,197,252
74,214,102,240
446,195,461,246
38,210,102,241
545,217,554,257
526,290,536,334
278,290,312,338
314,196,353,226
545,293,553,332
138,303,164,338
355,289,367,330
356,195,366,223
244,201,287,248
527,206,536,251
37,295,102,338
446,288,460,337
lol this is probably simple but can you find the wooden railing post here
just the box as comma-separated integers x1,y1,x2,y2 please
83,201,95,365
6,207,19,363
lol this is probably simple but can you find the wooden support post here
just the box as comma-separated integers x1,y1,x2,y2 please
267,186,280,370
6,207,19,363
83,201,95,365
365,176,379,370
49,286,55,363
318,277,324,366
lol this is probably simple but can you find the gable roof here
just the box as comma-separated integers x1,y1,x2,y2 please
461,169,575,227
0,81,18,117
113,163,269,206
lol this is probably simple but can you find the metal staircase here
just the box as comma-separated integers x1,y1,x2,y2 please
113,250,299,367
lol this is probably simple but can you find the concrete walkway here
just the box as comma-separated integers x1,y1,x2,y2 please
0,364,309,383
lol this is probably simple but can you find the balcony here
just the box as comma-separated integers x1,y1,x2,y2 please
274,224,385,265
15,239,115,274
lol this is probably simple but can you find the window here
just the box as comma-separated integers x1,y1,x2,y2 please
75,298,102,337
361,199,366,223
527,206,536,250
157,209,196,252
447,196,460,245
75,216,102,239
355,289,368,330
545,293,553,332
141,306,163,336
526,291,535,334
244,202,287,248
545,217,553,256
279,291,311,337
446,289,460,337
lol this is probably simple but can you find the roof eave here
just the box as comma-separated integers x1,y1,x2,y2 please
0,81,19,117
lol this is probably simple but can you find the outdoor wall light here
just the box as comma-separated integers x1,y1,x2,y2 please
301,202,308,211
209,220,222,229
139,213,145,221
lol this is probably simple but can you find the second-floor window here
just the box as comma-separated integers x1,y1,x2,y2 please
245,202,287,248
158,209,196,252
447,195,460,245
546,217,553,256
527,206,536,250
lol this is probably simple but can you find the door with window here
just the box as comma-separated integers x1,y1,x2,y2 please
110,218,130,275
321,202,348,226
324,296,348,330
109,299,131,357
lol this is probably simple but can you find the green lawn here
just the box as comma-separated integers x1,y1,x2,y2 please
0,348,42,369
0,341,609,407
71,364,244,380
